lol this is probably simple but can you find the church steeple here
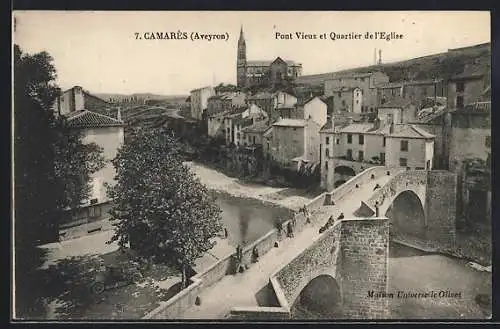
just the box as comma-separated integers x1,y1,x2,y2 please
237,25,247,88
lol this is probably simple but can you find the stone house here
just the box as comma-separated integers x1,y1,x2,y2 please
277,95,328,128
319,111,435,190
247,90,297,121
377,79,445,105
326,87,363,114
60,110,125,240
223,104,268,146
270,118,321,167
52,86,111,116
377,98,419,124
206,91,247,116
190,86,215,120
241,120,271,146
447,60,491,110
324,71,389,112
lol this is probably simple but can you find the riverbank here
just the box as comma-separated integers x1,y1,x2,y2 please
185,161,320,211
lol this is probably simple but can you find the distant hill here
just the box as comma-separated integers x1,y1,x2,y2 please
94,92,188,103
296,42,491,86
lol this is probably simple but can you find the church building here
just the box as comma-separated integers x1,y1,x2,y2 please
237,27,303,89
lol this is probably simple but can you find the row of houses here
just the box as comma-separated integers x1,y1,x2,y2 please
191,55,490,222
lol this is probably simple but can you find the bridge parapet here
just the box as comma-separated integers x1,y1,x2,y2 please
361,170,428,216
257,217,390,320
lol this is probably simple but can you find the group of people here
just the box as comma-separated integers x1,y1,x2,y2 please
319,212,344,234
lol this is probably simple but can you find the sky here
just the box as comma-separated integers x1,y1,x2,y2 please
13,11,490,96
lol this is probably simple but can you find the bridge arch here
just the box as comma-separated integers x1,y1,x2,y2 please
291,273,343,319
384,190,426,239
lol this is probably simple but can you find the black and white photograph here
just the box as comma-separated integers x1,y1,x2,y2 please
12,10,492,321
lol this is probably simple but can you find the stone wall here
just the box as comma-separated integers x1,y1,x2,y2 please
339,218,390,319
425,170,457,248
364,170,428,216
275,223,342,307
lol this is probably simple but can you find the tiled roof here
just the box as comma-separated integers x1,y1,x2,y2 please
378,98,415,109
263,126,274,137
248,91,274,100
297,95,327,106
328,86,361,93
66,110,124,128
387,124,435,139
338,123,374,134
241,120,270,133
272,118,308,127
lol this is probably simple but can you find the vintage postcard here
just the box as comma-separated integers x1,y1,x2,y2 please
12,11,492,321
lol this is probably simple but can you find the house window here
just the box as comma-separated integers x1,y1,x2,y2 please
359,135,364,145
358,151,364,162
456,95,464,108
253,136,256,144
236,132,241,140
325,161,329,170
399,157,408,167
326,148,330,158
356,100,359,104
383,137,386,147
347,149,353,160
456,82,465,93
89,205,101,218
486,136,491,148
400,140,409,152
342,100,346,107
347,134,352,144
326,137,330,145
380,152,385,165
336,138,340,144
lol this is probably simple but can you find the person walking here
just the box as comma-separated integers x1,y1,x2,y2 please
287,221,294,238
224,228,228,239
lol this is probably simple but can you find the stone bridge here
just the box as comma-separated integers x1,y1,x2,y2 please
355,169,457,247
269,217,390,319
231,169,457,320
145,167,458,320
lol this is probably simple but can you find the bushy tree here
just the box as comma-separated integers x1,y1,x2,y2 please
107,128,222,288
14,44,105,317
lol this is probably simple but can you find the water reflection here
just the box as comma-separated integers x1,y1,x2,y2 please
212,191,293,246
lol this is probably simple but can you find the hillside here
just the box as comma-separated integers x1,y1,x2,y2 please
296,42,491,86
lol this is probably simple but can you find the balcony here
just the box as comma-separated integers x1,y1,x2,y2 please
462,101,491,113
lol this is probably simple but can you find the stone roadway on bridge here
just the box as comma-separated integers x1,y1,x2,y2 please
178,174,393,319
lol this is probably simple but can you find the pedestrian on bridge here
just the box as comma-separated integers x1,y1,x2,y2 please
287,221,294,238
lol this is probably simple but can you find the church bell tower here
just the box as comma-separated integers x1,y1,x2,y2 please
237,26,247,88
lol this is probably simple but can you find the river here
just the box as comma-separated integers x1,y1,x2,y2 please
213,191,293,247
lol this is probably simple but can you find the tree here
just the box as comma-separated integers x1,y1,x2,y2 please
14,45,105,317
107,128,223,288
214,83,239,94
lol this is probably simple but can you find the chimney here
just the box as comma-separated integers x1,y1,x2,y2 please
378,49,382,65
374,48,377,65
117,107,122,121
